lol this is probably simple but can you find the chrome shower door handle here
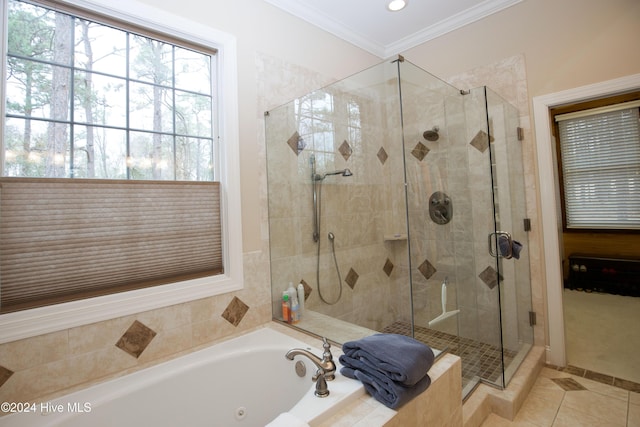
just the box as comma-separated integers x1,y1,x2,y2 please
488,231,513,258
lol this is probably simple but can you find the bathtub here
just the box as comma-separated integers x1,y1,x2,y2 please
0,326,365,427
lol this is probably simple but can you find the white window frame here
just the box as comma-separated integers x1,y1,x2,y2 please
0,0,243,343
555,100,640,230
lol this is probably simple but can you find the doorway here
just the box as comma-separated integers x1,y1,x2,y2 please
532,73,640,371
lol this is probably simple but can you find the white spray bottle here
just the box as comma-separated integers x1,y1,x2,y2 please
297,283,305,319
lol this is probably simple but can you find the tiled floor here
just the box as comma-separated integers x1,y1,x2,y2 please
481,366,640,426
382,321,517,391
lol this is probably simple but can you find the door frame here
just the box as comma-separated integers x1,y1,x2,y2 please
532,73,640,367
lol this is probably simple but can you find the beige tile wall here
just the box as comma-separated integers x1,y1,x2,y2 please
0,249,272,407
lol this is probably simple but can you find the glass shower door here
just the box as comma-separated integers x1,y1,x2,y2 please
485,87,534,387
398,64,533,396
398,61,500,396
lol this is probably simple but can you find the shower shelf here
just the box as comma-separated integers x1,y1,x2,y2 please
384,234,407,241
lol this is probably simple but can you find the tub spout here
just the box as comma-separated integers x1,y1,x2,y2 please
285,338,336,381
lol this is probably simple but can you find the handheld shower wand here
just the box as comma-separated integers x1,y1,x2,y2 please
310,154,353,305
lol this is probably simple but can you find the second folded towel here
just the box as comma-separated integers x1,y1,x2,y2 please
340,365,432,409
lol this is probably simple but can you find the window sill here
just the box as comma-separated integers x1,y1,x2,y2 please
0,273,243,344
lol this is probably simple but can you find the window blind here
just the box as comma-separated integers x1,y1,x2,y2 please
0,178,222,313
557,105,640,229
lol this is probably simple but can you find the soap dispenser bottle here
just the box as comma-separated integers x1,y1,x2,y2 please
290,293,300,324
286,282,296,301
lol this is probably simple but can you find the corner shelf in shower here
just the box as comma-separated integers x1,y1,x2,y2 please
384,233,408,241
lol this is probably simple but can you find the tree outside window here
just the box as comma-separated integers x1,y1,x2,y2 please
4,0,216,181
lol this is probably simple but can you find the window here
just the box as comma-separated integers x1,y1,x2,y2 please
0,0,242,341
553,95,640,230
294,90,362,170
5,0,215,180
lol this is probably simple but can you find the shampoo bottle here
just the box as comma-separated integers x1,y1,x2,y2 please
281,293,290,323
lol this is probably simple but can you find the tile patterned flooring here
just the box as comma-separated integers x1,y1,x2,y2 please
481,366,640,427
382,321,517,390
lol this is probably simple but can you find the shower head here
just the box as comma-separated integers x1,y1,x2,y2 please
314,169,353,181
423,126,440,142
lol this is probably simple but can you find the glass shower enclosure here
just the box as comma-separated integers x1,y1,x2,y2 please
264,58,532,398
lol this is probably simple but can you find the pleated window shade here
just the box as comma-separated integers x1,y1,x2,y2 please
0,178,222,313
557,103,640,230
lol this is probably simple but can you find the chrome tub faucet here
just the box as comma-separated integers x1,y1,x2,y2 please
285,337,336,397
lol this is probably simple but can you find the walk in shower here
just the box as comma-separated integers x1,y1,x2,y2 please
265,58,533,398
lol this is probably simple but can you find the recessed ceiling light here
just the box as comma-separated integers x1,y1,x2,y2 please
387,0,407,12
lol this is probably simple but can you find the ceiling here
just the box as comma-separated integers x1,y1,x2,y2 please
264,0,522,58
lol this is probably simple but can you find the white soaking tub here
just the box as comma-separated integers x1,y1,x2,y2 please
0,326,364,427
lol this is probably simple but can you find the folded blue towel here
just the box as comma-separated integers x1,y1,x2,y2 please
341,334,434,386
340,365,431,409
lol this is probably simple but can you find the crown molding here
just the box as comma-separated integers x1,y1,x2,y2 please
265,0,522,58
384,0,522,57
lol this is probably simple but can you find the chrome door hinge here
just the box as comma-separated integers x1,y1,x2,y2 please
524,218,531,232
517,127,524,141
529,311,537,326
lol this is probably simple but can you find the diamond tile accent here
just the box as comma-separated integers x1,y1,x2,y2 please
287,131,305,155
469,130,494,153
411,142,430,161
552,377,587,391
0,365,14,388
418,259,436,280
345,268,359,289
478,266,503,290
383,258,394,277
299,279,312,301
221,296,249,327
339,140,353,161
116,320,157,358
377,147,388,165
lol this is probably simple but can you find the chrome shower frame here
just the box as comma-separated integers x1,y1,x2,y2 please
311,154,320,242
